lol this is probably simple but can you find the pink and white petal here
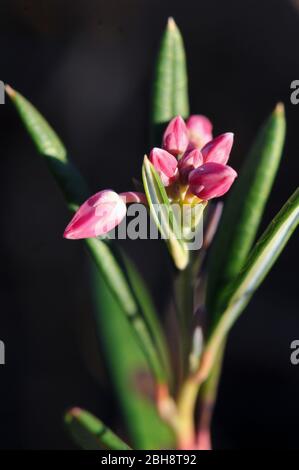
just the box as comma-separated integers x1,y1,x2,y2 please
162,116,189,156
201,132,234,165
178,148,203,184
149,147,178,186
63,190,126,239
186,115,213,149
119,191,148,204
189,162,237,200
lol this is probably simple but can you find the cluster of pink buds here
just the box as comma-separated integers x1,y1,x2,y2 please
64,115,237,240
150,116,237,201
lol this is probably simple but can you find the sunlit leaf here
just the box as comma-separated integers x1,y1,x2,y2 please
142,155,189,270
201,188,299,380
7,86,168,383
207,104,286,320
151,18,189,143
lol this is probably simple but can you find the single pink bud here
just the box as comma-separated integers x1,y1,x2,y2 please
63,190,126,239
149,147,178,186
178,148,203,184
162,116,189,156
201,132,234,165
186,115,213,149
119,192,147,204
188,162,237,200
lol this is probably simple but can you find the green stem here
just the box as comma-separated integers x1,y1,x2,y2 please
176,377,199,449
175,344,225,449
197,339,226,449
174,263,194,377
175,339,225,449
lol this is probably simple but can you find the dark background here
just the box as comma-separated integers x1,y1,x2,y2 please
0,0,298,449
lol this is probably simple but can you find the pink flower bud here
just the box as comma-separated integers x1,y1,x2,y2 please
201,132,234,165
162,116,189,156
119,192,147,204
149,147,178,186
63,190,126,239
188,162,237,200
178,148,203,184
186,115,213,149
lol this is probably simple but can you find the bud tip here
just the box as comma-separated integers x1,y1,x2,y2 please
5,84,15,97
275,102,284,115
64,407,82,424
167,17,177,31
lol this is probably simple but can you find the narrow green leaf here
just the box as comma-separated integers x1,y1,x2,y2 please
8,86,173,447
6,85,66,161
207,104,286,320
121,252,172,383
7,86,167,384
87,238,168,383
202,188,299,378
5,85,88,209
151,18,189,143
92,270,175,449
65,408,131,450
142,155,189,270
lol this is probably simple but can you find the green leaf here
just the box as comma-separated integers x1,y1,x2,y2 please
5,85,88,209
6,85,67,162
8,85,174,448
202,188,299,379
142,155,189,270
207,104,286,320
65,408,131,450
7,86,168,384
121,252,172,383
151,18,189,143
87,239,168,382
92,269,175,449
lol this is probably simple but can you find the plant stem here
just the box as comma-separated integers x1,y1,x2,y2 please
196,340,226,449
196,401,213,450
175,339,226,449
176,377,199,449
174,263,194,376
